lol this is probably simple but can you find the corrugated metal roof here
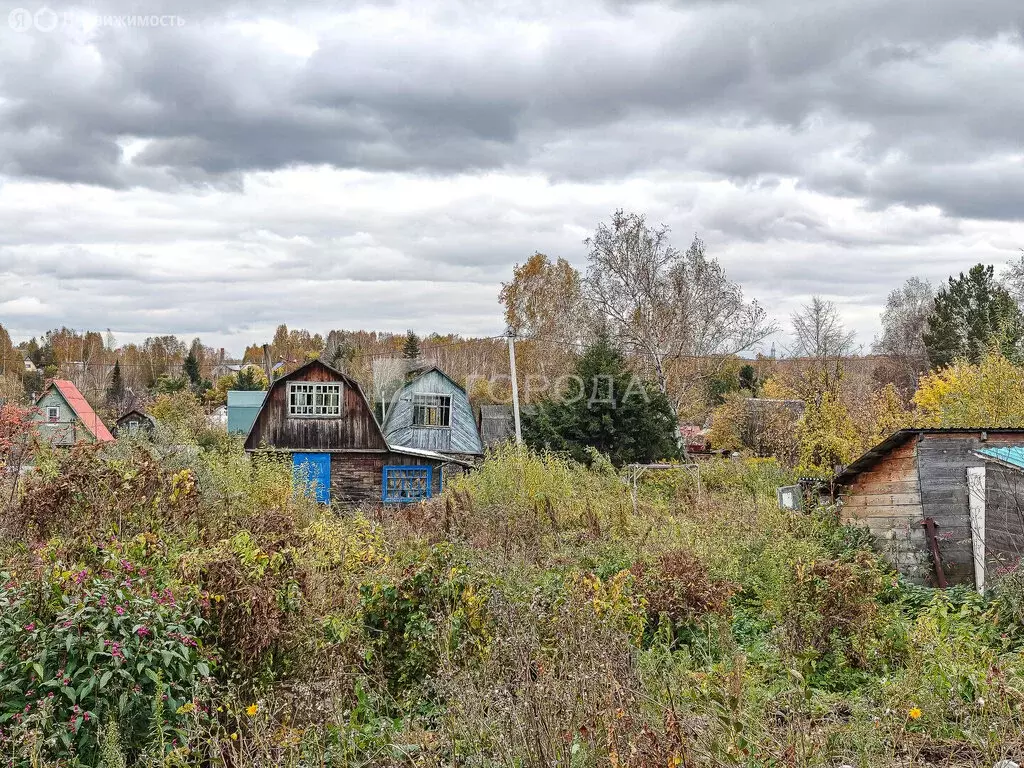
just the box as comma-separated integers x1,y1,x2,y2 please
975,446,1024,471
388,443,475,467
43,380,114,442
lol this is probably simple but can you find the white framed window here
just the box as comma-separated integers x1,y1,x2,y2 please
288,382,343,417
128,420,140,435
412,393,452,427
46,406,60,423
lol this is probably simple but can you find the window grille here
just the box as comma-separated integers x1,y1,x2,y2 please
412,393,452,427
288,382,343,417
382,466,432,502
47,407,60,422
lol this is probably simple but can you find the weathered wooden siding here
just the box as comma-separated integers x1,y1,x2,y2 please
244,361,387,452
983,462,1024,585
329,450,445,506
917,432,1024,585
382,369,484,456
841,440,929,583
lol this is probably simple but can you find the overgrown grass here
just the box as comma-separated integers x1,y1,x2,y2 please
1,437,1022,766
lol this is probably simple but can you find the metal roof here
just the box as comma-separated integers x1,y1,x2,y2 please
387,443,475,467
382,368,484,456
227,390,267,435
975,446,1024,471
40,380,114,442
836,427,1024,485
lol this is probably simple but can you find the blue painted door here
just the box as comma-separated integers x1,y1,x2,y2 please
294,453,331,503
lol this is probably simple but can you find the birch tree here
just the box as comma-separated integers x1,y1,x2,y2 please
788,296,858,399
582,210,775,410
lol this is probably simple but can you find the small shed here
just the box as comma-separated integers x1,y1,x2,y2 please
382,367,484,462
478,404,514,450
969,447,1024,591
227,390,266,435
113,409,155,437
834,428,1024,587
32,380,114,446
244,359,471,506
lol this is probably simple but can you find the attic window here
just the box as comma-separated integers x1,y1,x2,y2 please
412,394,451,427
288,382,343,417
47,406,60,422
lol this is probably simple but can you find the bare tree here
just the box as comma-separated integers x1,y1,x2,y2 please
788,296,858,398
583,210,776,410
872,277,934,392
1003,252,1024,308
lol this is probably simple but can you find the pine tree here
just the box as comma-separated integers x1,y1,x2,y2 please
739,364,759,395
522,335,680,466
106,361,125,406
923,264,1024,368
183,350,202,389
402,330,420,360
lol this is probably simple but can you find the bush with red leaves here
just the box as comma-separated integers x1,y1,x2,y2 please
631,549,737,626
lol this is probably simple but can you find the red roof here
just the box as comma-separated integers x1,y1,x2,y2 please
45,380,114,442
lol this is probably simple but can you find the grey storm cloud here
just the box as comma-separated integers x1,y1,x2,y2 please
1,0,1023,352
0,0,1021,219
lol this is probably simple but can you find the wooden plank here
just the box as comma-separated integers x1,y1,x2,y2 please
847,480,919,495
843,493,921,507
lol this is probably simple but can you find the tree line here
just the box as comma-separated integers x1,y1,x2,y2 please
2,209,1023,472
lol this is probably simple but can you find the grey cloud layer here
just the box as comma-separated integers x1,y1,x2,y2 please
1,0,1023,353
1,0,1022,219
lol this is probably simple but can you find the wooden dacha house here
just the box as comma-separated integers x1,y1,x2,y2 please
243,360,470,505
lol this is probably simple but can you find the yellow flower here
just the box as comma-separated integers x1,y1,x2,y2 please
908,707,922,720
246,704,259,716
230,732,238,741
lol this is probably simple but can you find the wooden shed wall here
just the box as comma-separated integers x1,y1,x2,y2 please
917,432,1024,585
983,462,1024,584
840,440,929,583
244,361,387,452
329,450,445,507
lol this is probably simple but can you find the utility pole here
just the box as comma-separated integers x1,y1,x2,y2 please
262,344,274,384
507,330,522,446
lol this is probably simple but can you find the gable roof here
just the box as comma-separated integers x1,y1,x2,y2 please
39,380,114,442
115,409,155,425
836,428,1024,486
974,445,1024,472
243,358,389,451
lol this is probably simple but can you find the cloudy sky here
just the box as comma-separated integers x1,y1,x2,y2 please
1,0,1022,355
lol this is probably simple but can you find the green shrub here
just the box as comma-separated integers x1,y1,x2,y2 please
0,568,210,763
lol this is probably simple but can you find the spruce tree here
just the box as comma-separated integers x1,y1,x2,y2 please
523,335,680,466
183,350,202,389
923,264,1024,368
106,361,125,406
402,330,420,360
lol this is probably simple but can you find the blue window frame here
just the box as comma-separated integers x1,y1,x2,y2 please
294,452,331,504
382,465,432,503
